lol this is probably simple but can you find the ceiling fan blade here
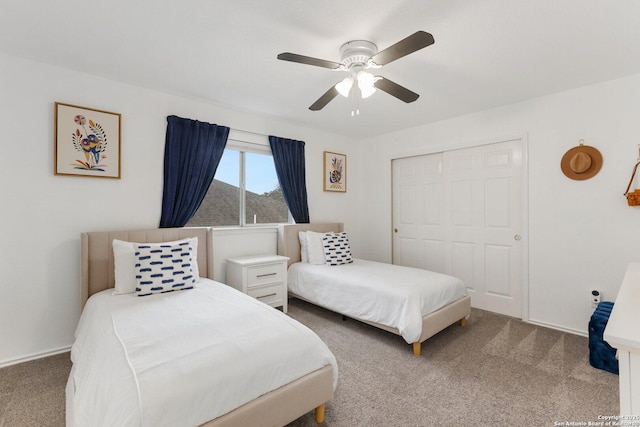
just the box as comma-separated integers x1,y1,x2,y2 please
277,52,342,70
369,31,434,66
374,77,419,103
309,86,340,111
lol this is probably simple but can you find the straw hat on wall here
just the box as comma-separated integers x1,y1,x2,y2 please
561,142,603,180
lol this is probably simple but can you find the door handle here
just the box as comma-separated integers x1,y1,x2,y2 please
514,234,521,241
394,228,398,233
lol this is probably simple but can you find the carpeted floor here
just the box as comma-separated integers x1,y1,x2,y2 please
0,351,70,427
0,299,618,427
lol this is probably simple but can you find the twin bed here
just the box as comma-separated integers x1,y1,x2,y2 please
278,223,471,356
67,227,337,427
68,223,470,426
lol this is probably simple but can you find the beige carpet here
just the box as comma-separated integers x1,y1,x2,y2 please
0,351,70,427
0,299,618,427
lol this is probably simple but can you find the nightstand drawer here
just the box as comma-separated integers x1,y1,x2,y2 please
248,284,284,306
225,254,289,312
246,264,283,287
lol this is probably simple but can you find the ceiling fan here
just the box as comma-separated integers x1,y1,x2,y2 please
277,31,434,112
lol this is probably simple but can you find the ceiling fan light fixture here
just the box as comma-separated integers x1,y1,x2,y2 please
357,71,376,98
335,77,353,97
360,85,376,99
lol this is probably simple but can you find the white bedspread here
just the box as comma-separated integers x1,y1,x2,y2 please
66,279,338,427
288,259,467,343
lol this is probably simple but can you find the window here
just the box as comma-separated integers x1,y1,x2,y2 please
186,131,290,227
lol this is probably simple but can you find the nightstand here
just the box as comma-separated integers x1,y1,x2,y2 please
225,255,290,312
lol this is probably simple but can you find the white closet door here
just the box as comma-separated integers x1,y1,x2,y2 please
392,152,445,272
392,139,523,318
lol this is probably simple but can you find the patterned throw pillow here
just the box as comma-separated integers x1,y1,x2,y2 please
113,237,199,295
134,240,196,296
322,232,353,266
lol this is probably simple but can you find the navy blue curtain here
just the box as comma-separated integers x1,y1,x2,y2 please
268,136,310,223
160,116,229,227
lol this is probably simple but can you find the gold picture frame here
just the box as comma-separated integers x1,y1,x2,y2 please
323,151,346,192
54,102,121,178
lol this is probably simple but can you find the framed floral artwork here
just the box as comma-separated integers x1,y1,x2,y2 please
323,151,346,192
54,102,121,178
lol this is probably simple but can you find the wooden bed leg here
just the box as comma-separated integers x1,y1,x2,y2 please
413,342,421,356
460,317,467,327
315,403,326,423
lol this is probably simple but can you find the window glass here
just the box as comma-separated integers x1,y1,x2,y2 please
215,149,240,187
186,147,289,227
245,152,289,225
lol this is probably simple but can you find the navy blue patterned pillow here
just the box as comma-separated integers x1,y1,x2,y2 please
134,240,196,296
322,232,353,266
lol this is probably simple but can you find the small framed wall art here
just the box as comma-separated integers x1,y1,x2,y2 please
54,102,121,178
323,151,346,192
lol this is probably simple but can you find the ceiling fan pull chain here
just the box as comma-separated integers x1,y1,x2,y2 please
351,88,360,116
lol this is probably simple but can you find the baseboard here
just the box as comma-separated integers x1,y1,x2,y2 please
0,345,71,369
526,318,587,338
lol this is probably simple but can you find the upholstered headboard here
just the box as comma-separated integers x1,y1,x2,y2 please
81,227,214,307
277,223,344,267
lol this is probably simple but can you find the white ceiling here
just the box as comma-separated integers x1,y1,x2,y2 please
2,0,640,139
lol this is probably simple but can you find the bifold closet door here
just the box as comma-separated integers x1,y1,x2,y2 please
392,139,523,318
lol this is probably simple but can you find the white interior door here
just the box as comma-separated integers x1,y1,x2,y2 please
392,153,445,272
392,139,523,318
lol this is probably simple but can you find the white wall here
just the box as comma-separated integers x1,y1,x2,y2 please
0,53,359,366
355,73,640,335
4,50,640,365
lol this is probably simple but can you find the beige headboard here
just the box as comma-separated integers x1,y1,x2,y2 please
81,227,214,307
277,223,344,267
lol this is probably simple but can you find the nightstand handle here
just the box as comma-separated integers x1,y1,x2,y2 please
256,272,277,278
257,293,277,299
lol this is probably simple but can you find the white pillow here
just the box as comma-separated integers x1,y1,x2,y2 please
113,237,199,294
113,239,137,294
134,240,197,296
307,231,328,265
299,231,308,263
322,232,353,266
